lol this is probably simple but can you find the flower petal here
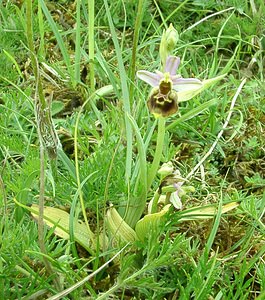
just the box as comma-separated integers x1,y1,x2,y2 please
172,78,202,92
170,191,182,209
177,89,203,102
137,70,162,87
164,56,180,75
176,75,227,102
173,182,184,189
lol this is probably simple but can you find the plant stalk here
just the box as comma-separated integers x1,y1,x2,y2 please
124,117,165,228
147,117,166,190
74,0,81,86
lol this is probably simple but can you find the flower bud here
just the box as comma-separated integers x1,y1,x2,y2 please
159,24,179,69
182,185,196,194
158,162,174,179
165,23,179,52
161,185,177,194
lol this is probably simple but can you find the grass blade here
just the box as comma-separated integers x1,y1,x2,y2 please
103,0,132,182
125,113,147,227
39,0,74,85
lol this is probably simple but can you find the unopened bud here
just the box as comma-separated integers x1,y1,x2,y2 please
161,185,177,194
165,23,179,52
159,24,179,69
158,162,174,179
181,185,195,194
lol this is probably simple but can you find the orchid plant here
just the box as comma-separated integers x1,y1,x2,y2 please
106,24,238,244
25,24,238,251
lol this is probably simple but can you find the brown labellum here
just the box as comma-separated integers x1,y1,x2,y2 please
148,88,178,117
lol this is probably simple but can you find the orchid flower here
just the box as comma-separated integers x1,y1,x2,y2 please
137,56,202,117
169,182,184,209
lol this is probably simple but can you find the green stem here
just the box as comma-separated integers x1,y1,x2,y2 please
37,0,45,58
74,0,81,86
88,0,95,92
123,118,165,226
147,117,166,190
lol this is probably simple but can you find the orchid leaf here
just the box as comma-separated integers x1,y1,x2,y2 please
178,202,239,221
106,205,137,244
30,204,94,251
135,204,171,241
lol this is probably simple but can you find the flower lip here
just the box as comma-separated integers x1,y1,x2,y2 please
148,89,178,118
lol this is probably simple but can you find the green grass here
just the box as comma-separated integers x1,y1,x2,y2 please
0,0,264,299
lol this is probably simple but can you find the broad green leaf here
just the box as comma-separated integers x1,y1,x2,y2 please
106,205,137,244
178,202,239,221
31,204,94,251
135,204,171,241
